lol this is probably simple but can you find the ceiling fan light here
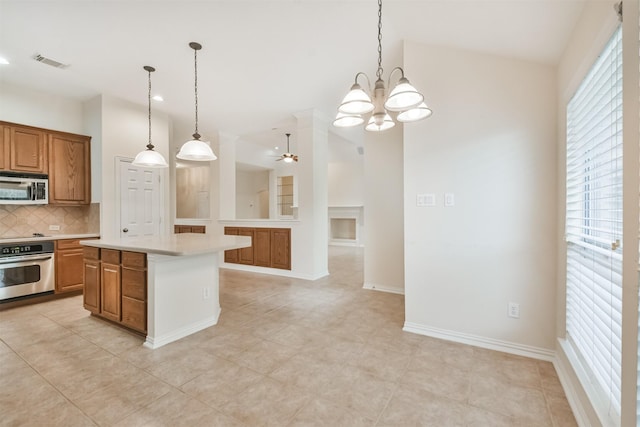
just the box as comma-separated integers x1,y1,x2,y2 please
333,112,364,128
283,156,294,163
133,149,169,168
384,77,423,111
365,113,395,132
397,102,433,122
338,83,374,115
177,139,217,161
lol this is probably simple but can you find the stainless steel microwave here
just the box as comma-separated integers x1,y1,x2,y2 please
0,172,48,204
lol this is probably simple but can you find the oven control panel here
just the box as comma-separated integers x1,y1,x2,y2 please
0,241,54,257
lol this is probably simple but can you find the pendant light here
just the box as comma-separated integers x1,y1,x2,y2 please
334,0,432,131
132,66,168,168
177,42,217,161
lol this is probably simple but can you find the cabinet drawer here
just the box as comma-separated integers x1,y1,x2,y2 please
56,239,81,250
121,296,146,333
122,251,146,269
101,249,120,264
122,268,146,300
83,246,100,260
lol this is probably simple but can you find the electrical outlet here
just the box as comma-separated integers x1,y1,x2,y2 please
49,225,61,231
508,302,520,318
203,287,210,300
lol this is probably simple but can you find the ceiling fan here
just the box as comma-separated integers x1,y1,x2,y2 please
277,133,298,163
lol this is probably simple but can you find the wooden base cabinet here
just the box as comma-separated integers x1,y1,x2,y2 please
55,239,85,293
83,247,100,313
174,225,206,234
224,227,291,270
83,247,148,334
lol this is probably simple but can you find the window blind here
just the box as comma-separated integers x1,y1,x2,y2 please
566,26,622,418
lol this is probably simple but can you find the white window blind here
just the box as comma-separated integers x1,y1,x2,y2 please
566,26,622,418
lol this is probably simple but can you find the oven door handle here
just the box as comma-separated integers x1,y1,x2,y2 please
0,254,53,264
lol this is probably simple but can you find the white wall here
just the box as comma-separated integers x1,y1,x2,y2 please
363,126,405,293
98,94,171,238
403,41,557,355
0,82,85,134
328,133,364,207
236,169,269,219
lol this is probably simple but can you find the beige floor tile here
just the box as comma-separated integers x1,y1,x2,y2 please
145,348,231,387
400,358,471,402
288,397,375,427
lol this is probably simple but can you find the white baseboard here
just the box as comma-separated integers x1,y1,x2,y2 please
363,282,405,295
403,321,555,361
144,311,219,349
220,263,329,281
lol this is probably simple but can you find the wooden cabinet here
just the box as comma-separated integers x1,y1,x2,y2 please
224,227,291,270
120,251,147,332
83,247,147,334
100,249,121,323
0,122,47,173
48,132,91,205
174,225,206,234
0,121,91,205
55,239,89,294
83,247,101,313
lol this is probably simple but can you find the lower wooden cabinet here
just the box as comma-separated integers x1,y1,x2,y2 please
174,225,206,234
83,247,147,334
54,239,85,293
224,227,291,270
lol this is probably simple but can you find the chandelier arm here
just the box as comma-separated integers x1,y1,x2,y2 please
386,66,406,89
354,72,372,93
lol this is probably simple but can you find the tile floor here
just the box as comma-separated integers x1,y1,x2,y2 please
0,246,577,426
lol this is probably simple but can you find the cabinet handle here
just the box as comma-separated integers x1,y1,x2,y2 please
122,228,128,233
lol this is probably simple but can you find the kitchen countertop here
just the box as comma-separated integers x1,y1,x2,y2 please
80,233,251,256
0,233,100,244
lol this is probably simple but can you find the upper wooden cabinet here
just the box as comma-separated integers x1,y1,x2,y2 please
0,123,47,173
0,121,91,205
48,132,91,205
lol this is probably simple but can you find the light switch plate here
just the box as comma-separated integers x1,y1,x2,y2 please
417,193,436,207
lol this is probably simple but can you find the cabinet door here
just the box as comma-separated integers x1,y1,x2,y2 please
121,296,146,333
83,259,101,313
238,228,255,265
270,228,291,270
48,133,91,205
9,126,46,173
100,263,121,322
224,227,239,263
0,125,8,170
254,228,271,267
55,248,84,293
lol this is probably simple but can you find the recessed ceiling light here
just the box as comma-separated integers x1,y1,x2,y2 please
274,146,279,150
0,57,9,65
152,95,163,102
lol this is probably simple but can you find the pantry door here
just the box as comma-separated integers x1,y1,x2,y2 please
118,158,164,238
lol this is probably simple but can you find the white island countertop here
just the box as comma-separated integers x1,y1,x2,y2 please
80,233,251,256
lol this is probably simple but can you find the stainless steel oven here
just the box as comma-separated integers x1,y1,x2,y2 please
0,241,55,301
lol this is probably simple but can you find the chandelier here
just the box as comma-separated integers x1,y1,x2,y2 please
333,0,432,131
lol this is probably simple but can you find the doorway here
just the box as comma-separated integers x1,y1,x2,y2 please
117,158,164,238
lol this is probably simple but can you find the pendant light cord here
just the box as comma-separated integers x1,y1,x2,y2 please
193,46,200,139
145,66,155,150
376,0,383,80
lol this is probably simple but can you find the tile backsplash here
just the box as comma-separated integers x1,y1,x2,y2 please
0,203,100,239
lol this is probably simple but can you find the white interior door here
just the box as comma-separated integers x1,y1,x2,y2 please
119,159,163,238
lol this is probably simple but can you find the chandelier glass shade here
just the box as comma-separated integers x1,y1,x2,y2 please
334,0,431,131
177,42,217,162
132,66,168,168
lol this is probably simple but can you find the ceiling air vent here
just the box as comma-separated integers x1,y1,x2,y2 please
33,54,69,69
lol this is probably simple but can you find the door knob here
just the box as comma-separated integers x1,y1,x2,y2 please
122,228,129,233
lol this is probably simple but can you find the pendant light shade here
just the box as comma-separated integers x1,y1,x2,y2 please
132,66,168,169
177,42,217,162
365,112,395,132
333,0,432,131
384,77,423,111
333,112,365,128
397,102,433,123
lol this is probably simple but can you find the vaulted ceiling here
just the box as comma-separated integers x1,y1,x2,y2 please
0,0,586,146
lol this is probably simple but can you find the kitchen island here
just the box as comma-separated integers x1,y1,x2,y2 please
80,233,251,349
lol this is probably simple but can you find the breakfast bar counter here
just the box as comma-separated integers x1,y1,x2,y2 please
80,233,251,349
